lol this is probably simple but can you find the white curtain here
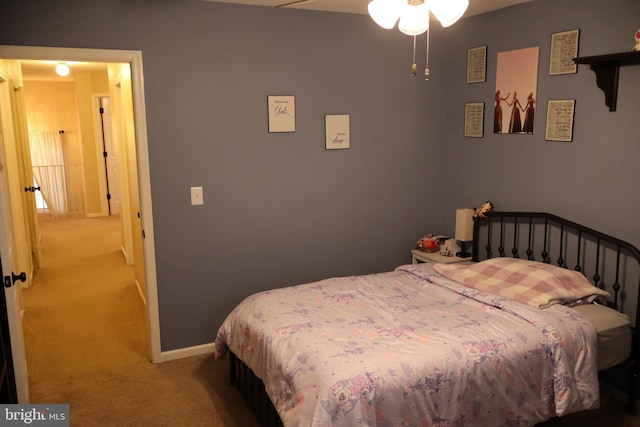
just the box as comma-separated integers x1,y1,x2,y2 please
29,131,68,217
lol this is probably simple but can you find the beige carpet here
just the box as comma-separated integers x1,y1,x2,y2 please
23,215,148,383
22,215,260,426
29,353,260,427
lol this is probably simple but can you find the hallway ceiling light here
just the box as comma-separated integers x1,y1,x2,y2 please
55,62,70,77
368,0,469,79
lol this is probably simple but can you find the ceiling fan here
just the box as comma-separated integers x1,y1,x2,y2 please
275,0,317,7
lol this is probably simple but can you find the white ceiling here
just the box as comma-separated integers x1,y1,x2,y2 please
19,0,534,81
204,0,534,18
20,60,109,82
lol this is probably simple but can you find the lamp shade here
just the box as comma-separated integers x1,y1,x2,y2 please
368,0,402,30
429,0,469,27
455,208,474,242
398,1,430,36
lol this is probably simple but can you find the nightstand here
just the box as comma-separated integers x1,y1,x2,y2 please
411,249,472,265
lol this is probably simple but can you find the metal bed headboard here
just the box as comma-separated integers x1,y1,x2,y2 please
472,211,640,413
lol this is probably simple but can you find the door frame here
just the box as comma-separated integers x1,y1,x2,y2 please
0,45,162,364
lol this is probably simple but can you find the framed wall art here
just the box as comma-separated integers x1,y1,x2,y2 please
467,45,487,83
549,29,579,75
545,99,575,142
325,114,350,150
494,46,539,134
464,102,485,137
267,95,295,133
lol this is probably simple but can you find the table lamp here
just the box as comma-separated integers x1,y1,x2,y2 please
455,208,474,258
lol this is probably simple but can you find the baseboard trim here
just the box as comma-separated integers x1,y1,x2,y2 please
160,343,215,362
135,279,146,306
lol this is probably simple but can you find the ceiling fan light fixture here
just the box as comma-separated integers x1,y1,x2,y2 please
428,0,469,27
55,62,70,77
368,0,402,30
368,0,467,79
398,0,429,36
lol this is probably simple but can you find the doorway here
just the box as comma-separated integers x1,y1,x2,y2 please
0,46,161,402
21,60,143,383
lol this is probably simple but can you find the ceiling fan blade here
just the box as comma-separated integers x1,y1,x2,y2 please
276,0,317,7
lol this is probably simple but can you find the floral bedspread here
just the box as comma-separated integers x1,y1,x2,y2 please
214,263,600,427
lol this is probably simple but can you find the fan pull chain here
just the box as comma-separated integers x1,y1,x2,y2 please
411,35,417,76
425,29,430,80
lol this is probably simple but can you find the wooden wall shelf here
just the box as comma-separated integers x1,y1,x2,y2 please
573,51,640,111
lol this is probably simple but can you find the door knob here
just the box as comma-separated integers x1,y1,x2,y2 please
3,272,26,288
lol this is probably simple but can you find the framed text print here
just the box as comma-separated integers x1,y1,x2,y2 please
464,102,485,137
549,29,579,75
467,45,487,83
267,95,295,132
545,99,575,142
325,114,350,150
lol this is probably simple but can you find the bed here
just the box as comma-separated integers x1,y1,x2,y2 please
214,211,640,426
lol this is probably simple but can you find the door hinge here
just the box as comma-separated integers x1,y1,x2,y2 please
103,151,108,158
107,193,111,200
99,107,104,114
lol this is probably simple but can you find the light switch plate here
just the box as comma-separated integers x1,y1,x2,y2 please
190,186,203,206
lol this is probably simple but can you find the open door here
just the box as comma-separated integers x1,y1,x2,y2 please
0,70,29,401
11,84,41,269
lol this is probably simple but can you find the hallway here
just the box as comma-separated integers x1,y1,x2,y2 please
22,215,148,385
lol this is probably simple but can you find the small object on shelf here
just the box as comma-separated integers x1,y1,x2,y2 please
440,247,454,257
416,234,450,253
442,238,461,255
416,234,440,253
634,29,640,52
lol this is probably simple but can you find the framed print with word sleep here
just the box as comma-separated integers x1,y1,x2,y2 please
325,114,350,150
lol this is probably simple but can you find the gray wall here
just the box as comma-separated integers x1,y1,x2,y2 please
1,0,639,352
0,0,447,350
439,0,640,248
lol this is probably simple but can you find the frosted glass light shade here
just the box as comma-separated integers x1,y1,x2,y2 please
455,208,475,242
398,1,429,36
368,0,402,30
429,0,469,27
